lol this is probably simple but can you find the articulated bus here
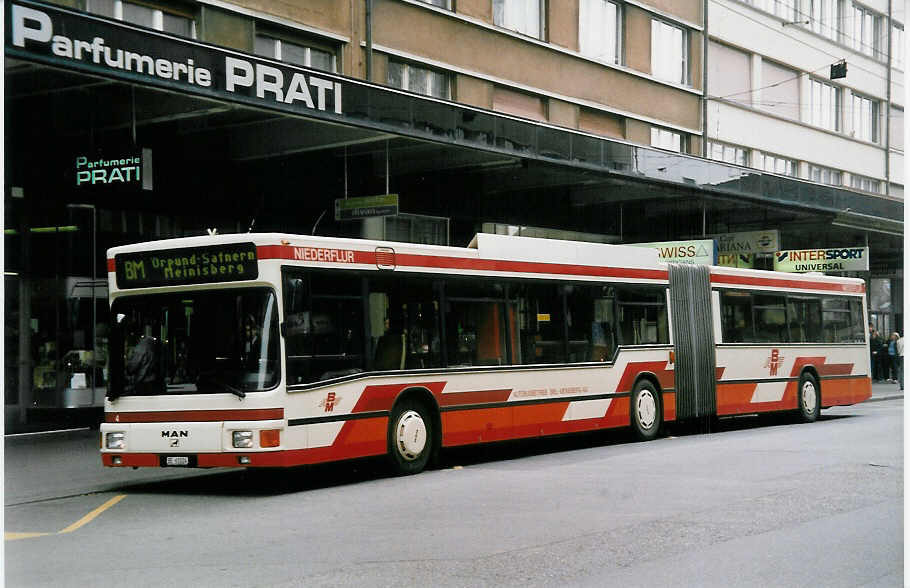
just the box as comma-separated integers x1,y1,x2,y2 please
100,233,871,473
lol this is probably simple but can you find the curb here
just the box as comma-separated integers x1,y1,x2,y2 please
865,394,903,402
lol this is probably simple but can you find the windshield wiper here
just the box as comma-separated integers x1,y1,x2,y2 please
197,374,246,399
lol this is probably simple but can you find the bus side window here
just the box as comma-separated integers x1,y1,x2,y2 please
720,290,753,343
615,285,669,345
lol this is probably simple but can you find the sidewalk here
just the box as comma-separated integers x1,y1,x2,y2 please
867,380,904,402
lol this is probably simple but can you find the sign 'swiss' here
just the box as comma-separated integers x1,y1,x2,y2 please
9,2,343,116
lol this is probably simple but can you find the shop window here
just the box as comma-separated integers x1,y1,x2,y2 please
254,34,337,73
388,60,449,99
579,0,621,65
493,0,545,40
86,0,196,38
650,19,688,85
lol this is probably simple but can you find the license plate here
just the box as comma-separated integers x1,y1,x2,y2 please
165,456,190,466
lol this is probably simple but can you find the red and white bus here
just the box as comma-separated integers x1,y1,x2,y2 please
100,233,871,473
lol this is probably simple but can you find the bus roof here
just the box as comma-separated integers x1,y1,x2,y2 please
107,232,865,294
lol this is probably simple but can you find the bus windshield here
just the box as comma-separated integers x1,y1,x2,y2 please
108,287,279,398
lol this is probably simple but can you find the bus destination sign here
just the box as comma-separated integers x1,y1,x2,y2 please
115,243,259,288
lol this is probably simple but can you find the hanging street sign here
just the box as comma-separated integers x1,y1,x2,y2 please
334,194,399,221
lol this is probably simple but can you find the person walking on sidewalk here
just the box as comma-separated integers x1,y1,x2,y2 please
870,327,885,381
890,332,903,391
886,332,899,384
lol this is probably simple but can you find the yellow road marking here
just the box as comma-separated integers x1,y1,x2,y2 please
5,532,51,541
58,495,127,534
5,494,127,540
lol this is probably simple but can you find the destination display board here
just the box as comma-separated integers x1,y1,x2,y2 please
115,243,258,288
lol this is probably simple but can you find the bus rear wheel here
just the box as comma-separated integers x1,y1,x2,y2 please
388,399,433,475
797,372,820,423
631,379,661,441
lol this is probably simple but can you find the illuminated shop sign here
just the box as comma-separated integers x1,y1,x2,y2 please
628,239,716,265
773,247,869,273
75,149,152,190
115,243,258,288
8,1,343,118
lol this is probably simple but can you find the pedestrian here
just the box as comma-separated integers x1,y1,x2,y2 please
869,327,884,381
888,332,903,390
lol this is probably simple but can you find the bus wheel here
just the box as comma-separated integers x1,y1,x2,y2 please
797,372,820,423
388,399,433,475
631,379,661,441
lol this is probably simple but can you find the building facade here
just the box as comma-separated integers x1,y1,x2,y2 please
4,0,902,429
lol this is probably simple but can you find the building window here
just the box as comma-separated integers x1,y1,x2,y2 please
758,152,797,176
761,60,800,121
87,0,195,37
892,24,904,69
651,127,683,152
851,93,879,142
808,164,843,186
810,0,841,41
493,0,545,39
707,141,749,166
388,60,449,99
254,35,336,72
748,0,797,20
809,78,841,131
851,3,882,58
651,19,688,85
850,174,881,193
579,0,621,65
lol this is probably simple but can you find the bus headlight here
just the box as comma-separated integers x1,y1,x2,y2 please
232,431,254,448
106,432,126,450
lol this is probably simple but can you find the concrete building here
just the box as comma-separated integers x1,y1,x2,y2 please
4,0,902,429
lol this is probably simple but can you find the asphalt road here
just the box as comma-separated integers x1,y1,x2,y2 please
5,399,903,587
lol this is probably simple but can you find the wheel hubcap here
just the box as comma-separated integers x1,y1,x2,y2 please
802,381,817,413
637,390,657,429
395,410,427,461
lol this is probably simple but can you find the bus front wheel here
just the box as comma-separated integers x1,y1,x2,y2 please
388,399,433,475
631,379,662,441
797,372,820,423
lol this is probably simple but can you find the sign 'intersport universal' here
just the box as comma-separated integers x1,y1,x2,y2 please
774,247,869,273
7,1,344,119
